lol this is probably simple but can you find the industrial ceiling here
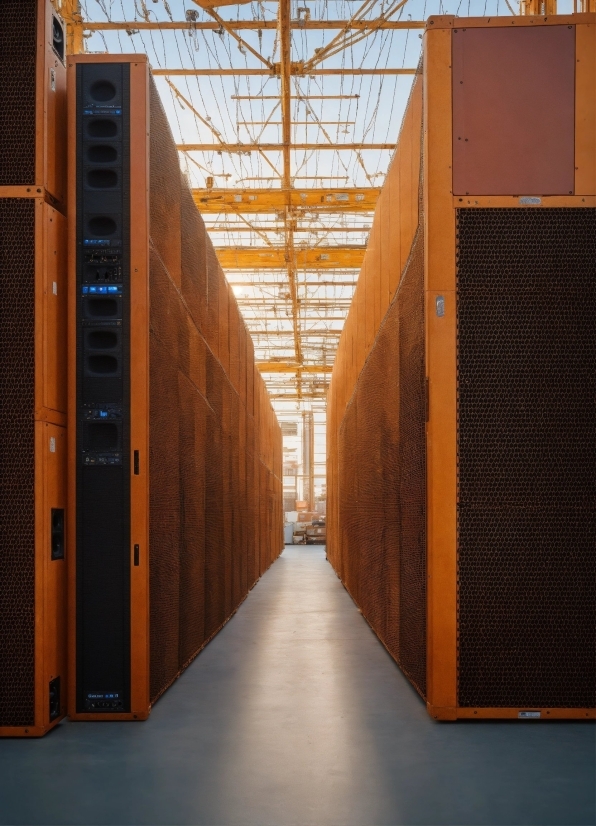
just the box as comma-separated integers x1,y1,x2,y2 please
55,0,562,420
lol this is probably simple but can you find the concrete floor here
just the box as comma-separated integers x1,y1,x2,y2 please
1,546,594,826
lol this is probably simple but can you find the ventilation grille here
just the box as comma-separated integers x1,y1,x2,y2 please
0,1,37,185
0,200,36,727
456,208,596,709
338,229,426,698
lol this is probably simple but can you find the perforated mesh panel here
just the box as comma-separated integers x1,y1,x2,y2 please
148,77,283,704
338,229,426,698
456,208,596,709
397,232,426,694
0,200,36,726
0,1,37,185
149,249,182,703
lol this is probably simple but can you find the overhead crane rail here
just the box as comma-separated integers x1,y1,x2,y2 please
193,188,381,213
215,247,366,270
83,20,427,31
155,68,416,76
181,143,394,151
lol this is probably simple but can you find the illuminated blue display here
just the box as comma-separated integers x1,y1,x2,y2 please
82,285,122,295
83,109,122,116
87,693,121,699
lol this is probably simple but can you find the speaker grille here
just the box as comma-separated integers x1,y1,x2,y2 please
0,1,37,185
75,62,131,714
456,208,596,709
338,229,426,697
0,200,36,727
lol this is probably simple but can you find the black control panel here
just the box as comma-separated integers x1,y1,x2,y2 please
75,63,131,713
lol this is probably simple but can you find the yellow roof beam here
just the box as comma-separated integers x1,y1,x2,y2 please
84,20,426,31
257,363,334,373
155,68,415,76
269,396,327,404
215,246,365,269
180,143,393,151
193,187,381,213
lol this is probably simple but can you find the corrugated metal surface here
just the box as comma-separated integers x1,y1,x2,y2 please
327,73,426,696
148,77,283,704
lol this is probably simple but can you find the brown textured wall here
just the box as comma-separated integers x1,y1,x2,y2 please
147,77,283,704
327,72,422,575
326,70,426,695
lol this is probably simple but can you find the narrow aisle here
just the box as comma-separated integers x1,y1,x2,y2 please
0,547,593,826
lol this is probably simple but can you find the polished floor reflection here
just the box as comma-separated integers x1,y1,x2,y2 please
0,545,593,826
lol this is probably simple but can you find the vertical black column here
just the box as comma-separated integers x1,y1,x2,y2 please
75,63,131,713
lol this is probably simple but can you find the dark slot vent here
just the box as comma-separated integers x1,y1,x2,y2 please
87,355,119,375
86,423,119,451
85,298,118,318
88,216,117,237
87,169,118,189
51,509,65,561
0,199,36,726
87,330,118,350
88,145,117,163
87,120,118,139
52,15,65,63
49,677,61,722
86,265,120,282
456,208,596,709
90,80,117,102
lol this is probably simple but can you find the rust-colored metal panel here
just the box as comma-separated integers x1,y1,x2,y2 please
205,246,220,357
178,376,206,667
238,320,247,405
129,60,152,718
424,26,458,713
38,206,67,416
149,84,182,288
221,384,233,617
180,185,208,335
228,288,241,394
452,25,576,196
575,22,596,195
218,275,230,373
35,423,68,731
